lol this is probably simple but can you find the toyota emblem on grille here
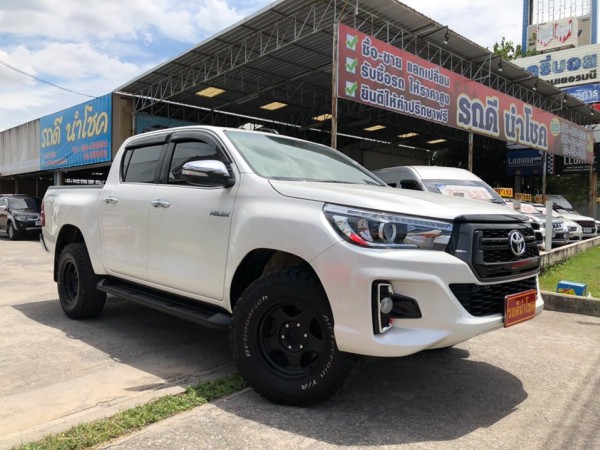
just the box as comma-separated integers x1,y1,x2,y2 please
508,230,526,256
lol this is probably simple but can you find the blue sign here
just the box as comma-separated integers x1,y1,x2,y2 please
40,94,112,170
506,149,544,176
135,114,197,134
563,83,600,104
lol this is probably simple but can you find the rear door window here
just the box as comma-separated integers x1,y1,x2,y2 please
121,144,163,183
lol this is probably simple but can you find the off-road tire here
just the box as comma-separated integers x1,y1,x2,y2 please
230,267,356,406
57,243,106,319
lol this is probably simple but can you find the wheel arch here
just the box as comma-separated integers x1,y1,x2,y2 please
229,249,321,311
53,225,86,281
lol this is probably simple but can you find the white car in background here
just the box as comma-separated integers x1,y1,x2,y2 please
507,201,569,248
534,205,583,242
554,207,597,239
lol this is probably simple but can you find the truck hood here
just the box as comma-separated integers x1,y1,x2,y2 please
269,181,523,221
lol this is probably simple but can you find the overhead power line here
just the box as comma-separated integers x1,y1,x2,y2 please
0,59,96,98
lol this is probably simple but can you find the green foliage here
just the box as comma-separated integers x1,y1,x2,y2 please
14,374,246,450
492,36,537,60
539,247,600,297
493,37,522,60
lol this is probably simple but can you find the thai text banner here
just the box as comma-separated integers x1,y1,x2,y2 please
337,24,594,163
512,44,599,88
40,94,112,170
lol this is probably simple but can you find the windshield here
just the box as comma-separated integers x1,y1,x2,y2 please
506,202,542,215
8,197,40,210
224,130,383,185
421,179,505,204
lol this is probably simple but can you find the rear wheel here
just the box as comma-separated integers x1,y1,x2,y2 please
57,243,106,319
230,267,356,406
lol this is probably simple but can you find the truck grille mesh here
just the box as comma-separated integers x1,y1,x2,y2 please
450,277,537,317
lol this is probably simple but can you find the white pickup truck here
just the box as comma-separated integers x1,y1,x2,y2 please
41,126,543,405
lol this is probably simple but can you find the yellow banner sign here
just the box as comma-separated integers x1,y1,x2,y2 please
494,187,513,198
515,193,532,202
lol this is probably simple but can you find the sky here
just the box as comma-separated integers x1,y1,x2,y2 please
0,0,533,131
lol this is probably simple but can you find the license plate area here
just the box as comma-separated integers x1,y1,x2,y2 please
504,289,537,327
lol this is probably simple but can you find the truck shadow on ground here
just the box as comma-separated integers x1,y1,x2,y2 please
13,296,232,387
15,298,527,447
217,349,527,447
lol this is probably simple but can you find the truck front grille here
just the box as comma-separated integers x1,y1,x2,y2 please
450,277,538,317
447,219,540,281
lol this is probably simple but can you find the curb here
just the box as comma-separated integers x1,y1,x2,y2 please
541,290,600,318
540,236,600,268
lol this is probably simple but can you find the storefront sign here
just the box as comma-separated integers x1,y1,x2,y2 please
512,44,600,88
563,83,600,103
507,149,544,176
336,24,594,164
40,94,112,170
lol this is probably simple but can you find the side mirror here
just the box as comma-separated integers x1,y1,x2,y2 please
181,160,235,188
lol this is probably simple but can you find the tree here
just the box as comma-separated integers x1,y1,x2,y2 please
492,37,522,60
492,37,537,60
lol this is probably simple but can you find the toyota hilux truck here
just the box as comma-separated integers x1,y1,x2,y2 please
41,126,543,405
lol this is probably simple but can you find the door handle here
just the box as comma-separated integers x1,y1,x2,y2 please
104,196,119,204
151,199,171,208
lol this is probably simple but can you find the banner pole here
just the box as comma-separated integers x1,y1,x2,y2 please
331,22,339,149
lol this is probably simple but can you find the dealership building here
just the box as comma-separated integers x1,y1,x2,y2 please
0,0,598,216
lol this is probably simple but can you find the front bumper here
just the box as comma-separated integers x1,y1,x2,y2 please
311,241,542,358
14,220,41,233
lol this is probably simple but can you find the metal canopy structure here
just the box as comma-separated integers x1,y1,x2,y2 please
116,0,598,159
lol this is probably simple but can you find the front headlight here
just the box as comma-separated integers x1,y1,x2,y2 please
324,203,453,250
14,215,28,222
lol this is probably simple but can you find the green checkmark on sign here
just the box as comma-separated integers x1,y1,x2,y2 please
345,57,358,73
345,81,358,97
346,34,358,50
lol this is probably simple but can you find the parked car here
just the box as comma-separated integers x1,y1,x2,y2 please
41,127,543,405
543,195,597,239
371,165,507,204
506,201,569,248
0,194,42,240
533,204,583,242
553,207,597,239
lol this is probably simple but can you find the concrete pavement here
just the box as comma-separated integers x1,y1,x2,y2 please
2,236,600,449
101,310,600,450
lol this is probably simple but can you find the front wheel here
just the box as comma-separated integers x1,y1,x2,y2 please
57,243,106,319
7,222,18,241
230,267,356,406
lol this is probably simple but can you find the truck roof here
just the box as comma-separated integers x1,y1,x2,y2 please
372,165,483,181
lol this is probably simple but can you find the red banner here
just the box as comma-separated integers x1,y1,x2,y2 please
337,24,594,163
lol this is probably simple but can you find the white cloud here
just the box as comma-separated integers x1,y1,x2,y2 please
0,0,273,130
401,0,524,49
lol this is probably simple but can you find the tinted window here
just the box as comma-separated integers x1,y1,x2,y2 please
168,141,221,184
400,180,422,190
122,144,163,183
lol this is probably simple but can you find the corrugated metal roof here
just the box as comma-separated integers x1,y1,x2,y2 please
116,0,596,151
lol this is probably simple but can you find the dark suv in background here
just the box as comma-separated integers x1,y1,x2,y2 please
0,194,42,240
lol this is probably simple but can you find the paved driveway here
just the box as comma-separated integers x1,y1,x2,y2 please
1,237,599,449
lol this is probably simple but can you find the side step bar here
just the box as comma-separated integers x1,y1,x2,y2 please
97,278,231,330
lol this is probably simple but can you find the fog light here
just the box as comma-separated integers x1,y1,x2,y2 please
380,297,393,314
372,282,394,334
372,281,423,335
